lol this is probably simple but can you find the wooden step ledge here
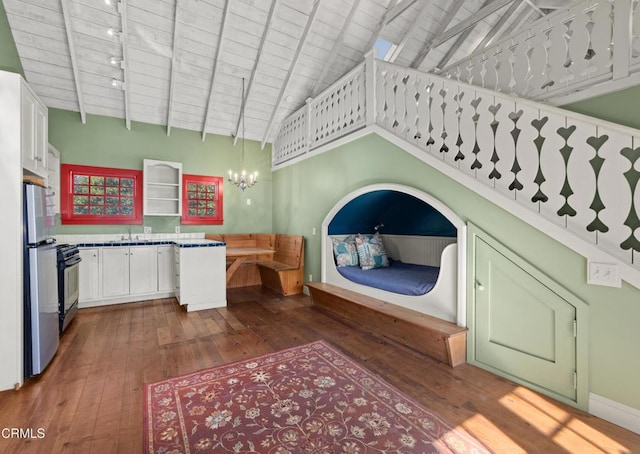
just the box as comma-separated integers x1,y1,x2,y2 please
307,282,467,367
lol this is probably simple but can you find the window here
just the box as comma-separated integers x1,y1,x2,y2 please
61,164,143,225
373,37,397,61
181,174,224,225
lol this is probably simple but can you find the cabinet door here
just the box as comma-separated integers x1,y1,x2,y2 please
102,248,130,298
34,101,48,176
130,246,158,295
79,248,101,303
21,87,37,174
157,246,174,292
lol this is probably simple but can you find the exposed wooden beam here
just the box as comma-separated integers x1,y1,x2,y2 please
119,0,131,130
233,0,280,144
410,0,466,68
261,0,322,148
434,0,494,71
521,0,545,16
388,0,429,63
472,0,525,54
202,0,231,142
364,0,419,54
60,0,86,124
310,0,361,97
428,0,515,50
166,0,182,136
493,6,538,43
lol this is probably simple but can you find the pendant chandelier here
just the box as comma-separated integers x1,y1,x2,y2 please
228,77,258,191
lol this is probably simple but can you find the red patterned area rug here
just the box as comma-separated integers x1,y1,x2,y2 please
144,340,490,453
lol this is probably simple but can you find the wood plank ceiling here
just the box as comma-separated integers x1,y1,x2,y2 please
3,0,568,145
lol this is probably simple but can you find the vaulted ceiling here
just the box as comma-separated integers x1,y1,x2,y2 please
3,0,570,145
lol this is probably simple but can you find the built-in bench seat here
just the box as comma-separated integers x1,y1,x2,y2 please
205,233,304,296
306,282,467,367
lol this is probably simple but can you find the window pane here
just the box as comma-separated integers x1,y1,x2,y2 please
106,206,120,215
121,197,133,206
197,200,206,209
74,185,89,194
188,208,197,216
121,207,133,215
188,191,197,199
187,183,197,191
197,184,206,192
90,176,104,186
206,209,215,216
120,187,133,196
73,206,88,215
90,206,104,215
106,177,119,186
90,186,105,195
198,209,206,216
207,201,215,209
121,178,133,187
106,187,119,195
188,200,197,208
74,175,89,185
73,196,88,205
207,192,215,199
206,185,215,193
106,197,119,205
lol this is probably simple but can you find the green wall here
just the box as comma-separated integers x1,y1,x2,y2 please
0,0,22,75
272,133,640,412
563,86,640,131
49,108,273,236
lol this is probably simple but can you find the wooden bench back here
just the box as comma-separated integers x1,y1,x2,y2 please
205,233,275,249
273,234,304,269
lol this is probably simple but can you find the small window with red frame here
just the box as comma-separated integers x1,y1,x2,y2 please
61,164,143,225
181,174,223,225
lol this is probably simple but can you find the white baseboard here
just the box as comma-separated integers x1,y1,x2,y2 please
589,393,640,435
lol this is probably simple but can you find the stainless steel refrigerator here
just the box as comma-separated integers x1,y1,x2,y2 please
23,183,59,377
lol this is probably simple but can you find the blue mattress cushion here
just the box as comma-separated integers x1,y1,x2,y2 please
355,233,389,270
332,235,359,267
337,259,440,296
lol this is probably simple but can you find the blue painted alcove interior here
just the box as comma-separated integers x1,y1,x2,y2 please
328,190,456,237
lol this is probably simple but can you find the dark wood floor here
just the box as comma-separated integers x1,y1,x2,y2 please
1,286,639,453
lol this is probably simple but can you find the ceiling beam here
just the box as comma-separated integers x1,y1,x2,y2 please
233,0,280,144
521,0,545,16
433,0,495,71
261,0,322,148
310,0,361,97
472,0,525,54
202,0,231,142
387,0,430,63
119,0,131,130
166,0,183,136
427,0,515,51
409,0,465,68
60,0,86,124
364,0,419,54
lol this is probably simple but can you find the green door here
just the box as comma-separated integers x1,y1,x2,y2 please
475,237,577,402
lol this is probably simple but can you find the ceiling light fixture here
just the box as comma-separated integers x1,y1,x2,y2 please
110,56,124,68
111,78,125,90
228,77,258,191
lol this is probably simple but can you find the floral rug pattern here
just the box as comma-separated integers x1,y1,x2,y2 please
144,340,489,453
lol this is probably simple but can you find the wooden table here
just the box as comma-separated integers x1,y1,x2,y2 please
225,247,275,285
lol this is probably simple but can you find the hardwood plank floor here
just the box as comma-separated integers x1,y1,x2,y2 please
0,286,638,453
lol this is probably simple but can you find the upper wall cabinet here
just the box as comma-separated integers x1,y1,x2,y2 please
143,159,182,216
21,81,48,178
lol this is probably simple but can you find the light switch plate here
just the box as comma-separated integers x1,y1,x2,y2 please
143,226,152,234
587,261,621,288
175,226,180,234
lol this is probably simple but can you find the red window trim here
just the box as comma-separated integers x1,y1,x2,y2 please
181,174,224,225
61,164,143,225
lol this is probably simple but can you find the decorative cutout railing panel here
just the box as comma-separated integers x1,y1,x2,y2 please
273,105,307,165
272,54,640,285
441,0,630,102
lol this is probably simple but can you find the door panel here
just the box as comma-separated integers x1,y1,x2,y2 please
475,237,577,401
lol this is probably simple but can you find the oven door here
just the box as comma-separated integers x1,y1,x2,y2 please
62,258,80,314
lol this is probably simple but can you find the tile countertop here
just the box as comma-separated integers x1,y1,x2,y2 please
74,239,226,248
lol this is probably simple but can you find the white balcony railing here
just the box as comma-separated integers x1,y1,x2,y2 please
273,51,640,289
440,0,640,103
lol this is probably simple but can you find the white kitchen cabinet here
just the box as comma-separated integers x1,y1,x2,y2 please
157,246,174,292
130,246,158,295
102,248,131,298
0,71,49,391
79,248,101,303
21,82,48,178
174,245,226,311
47,145,60,213
143,159,182,216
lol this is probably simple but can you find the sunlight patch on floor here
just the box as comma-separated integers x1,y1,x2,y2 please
460,413,526,453
499,386,631,453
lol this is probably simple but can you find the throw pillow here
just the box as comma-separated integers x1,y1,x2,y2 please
332,235,359,267
355,233,389,270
